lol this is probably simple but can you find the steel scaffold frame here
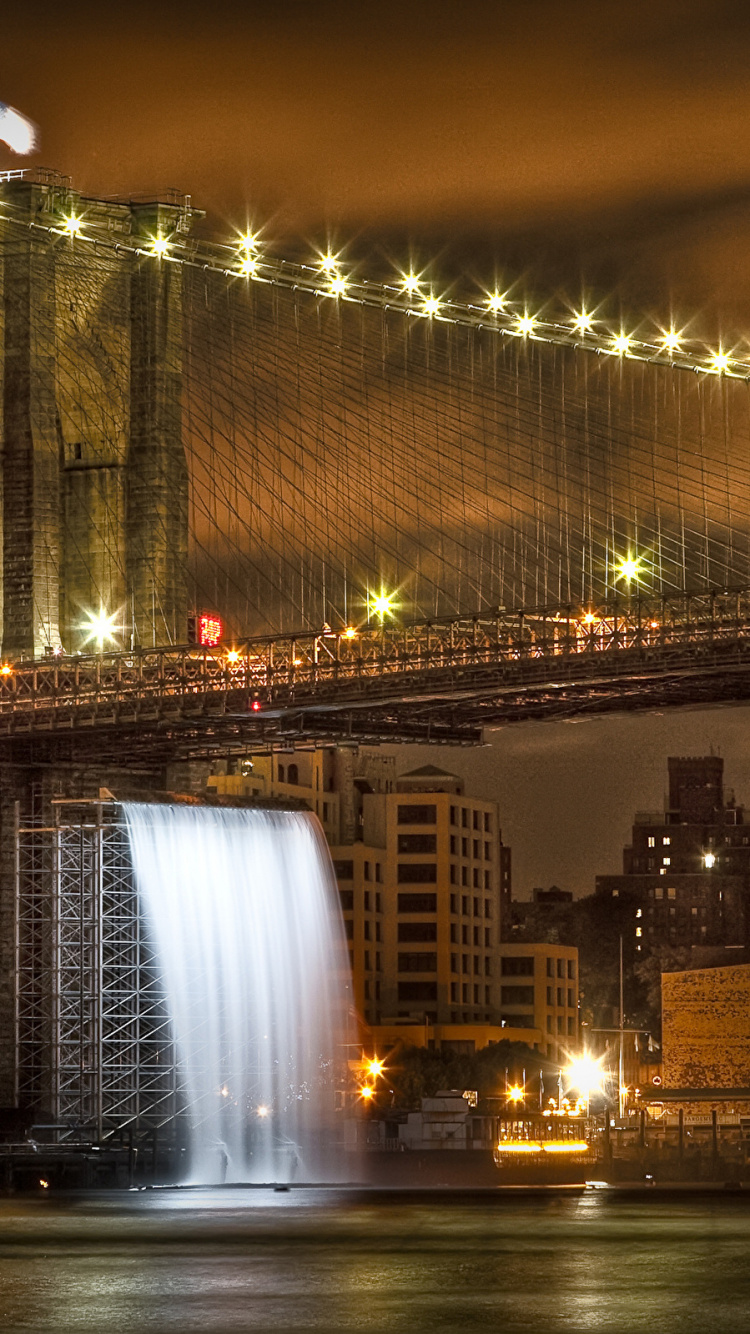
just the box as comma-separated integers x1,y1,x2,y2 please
15,800,180,1140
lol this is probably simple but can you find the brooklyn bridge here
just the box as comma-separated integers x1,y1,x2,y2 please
2,167,750,761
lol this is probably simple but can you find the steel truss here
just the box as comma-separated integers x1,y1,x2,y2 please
15,800,179,1140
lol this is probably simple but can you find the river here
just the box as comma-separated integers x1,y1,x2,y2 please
2,1186,750,1332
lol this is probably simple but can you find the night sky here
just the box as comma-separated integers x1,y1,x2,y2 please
6,0,750,892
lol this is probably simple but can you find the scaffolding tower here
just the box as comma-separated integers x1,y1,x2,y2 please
15,798,180,1140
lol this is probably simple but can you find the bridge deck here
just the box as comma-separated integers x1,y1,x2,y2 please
1,592,750,760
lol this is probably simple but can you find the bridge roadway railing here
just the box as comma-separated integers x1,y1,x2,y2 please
1,589,750,733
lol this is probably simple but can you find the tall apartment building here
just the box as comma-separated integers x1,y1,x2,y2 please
596,755,750,957
330,765,511,1026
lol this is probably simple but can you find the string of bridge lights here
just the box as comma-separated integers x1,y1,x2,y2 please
1,189,748,380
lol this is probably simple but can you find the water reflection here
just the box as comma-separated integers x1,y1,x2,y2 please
1,1189,750,1332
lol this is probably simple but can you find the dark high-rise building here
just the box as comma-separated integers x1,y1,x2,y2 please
596,756,750,957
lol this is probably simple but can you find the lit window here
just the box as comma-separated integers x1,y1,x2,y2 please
648,837,655,848
636,927,642,937
636,908,642,918
663,857,671,866
663,836,671,846
659,868,666,876
667,887,677,900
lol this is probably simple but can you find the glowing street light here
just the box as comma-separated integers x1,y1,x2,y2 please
329,274,348,297
370,589,397,620
360,1085,375,1101
710,348,731,374
565,1053,604,1115
343,626,357,640
238,255,258,278
661,329,682,354
148,233,170,260
573,309,593,333
319,251,339,274
615,553,645,586
516,312,536,337
487,291,506,314
422,294,441,317
61,212,84,238
256,1105,270,1117
401,271,421,294
703,851,716,869
507,1083,524,1104
81,607,119,652
238,229,260,254
367,1057,385,1079
612,332,631,356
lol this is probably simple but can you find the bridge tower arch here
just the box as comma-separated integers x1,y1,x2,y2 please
0,173,196,660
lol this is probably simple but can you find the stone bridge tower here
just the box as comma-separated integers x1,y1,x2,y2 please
0,172,197,659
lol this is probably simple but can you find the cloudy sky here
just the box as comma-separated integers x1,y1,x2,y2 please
6,0,750,892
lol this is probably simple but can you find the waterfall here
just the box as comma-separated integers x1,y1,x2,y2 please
122,802,353,1184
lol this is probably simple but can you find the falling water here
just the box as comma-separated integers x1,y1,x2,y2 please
123,802,353,1184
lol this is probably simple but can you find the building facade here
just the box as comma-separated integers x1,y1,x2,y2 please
596,755,750,959
496,943,579,1066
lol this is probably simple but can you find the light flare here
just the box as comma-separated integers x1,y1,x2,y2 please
81,607,120,651
401,271,421,294
370,590,397,619
516,312,536,336
615,553,644,585
148,234,170,259
0,103,37,155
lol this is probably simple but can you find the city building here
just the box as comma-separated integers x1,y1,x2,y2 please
332,765,512,1043
207,746,396,845
596,755,750,958
643,962,750,1117
496,943,579,1066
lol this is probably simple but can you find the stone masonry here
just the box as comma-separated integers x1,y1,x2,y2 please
0,176,194,657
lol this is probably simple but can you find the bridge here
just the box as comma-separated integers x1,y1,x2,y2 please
1,590,750,760
1,167,750,760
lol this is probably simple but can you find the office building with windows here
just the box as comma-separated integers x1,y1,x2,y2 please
496,943,579,1066
596,755,750,957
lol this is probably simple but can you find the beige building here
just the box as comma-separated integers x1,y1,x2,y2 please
496,942,579,1066
329,765,511,1035
207,747,395,846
